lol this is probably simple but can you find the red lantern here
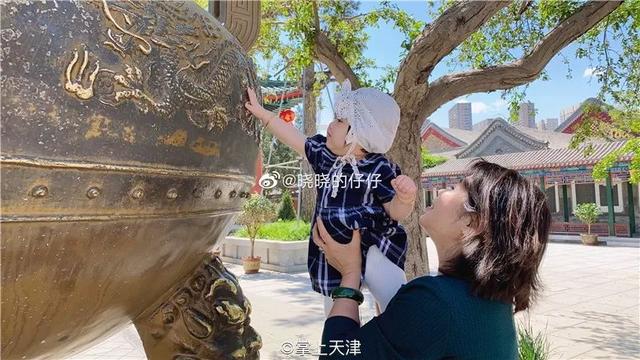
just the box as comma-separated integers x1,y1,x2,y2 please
279,109,296,123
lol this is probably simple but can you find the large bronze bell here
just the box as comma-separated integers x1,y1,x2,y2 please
1,1,263,359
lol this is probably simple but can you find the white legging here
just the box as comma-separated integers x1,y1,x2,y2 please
323,245,406,317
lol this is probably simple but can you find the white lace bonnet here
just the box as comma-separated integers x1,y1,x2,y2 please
334,80,401,154
328,80,401,198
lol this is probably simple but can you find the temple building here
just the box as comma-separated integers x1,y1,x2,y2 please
260,79,304,111
421,105,637,238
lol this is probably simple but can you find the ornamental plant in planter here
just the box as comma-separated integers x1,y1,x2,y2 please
277,189,296,221
237,194,277,273
574,203,601,245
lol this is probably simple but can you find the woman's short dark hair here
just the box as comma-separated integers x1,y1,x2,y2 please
439,160,551,312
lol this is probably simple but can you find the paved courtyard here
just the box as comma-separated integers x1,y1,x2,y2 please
68,241,639,360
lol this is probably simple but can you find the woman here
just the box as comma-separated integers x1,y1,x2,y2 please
314,160,551,359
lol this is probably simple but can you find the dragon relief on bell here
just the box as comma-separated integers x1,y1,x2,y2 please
62,0,260,140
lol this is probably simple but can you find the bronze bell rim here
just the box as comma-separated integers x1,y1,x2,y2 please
1,155,255,223
0,155,255,183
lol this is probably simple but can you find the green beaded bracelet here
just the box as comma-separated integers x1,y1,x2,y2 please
330,287,364,305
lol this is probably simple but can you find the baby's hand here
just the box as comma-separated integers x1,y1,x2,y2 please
245,87,274,125
391,175,417,204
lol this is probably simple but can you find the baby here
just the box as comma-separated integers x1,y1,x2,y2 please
245,80,416,315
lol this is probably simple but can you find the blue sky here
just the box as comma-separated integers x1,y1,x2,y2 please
284,1,606,132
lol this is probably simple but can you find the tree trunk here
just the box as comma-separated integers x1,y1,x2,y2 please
300,64,318,222
387,102,429,280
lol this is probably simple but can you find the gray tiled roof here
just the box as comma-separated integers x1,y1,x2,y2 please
511,125,573,149
455,118,549,158
443,127,482,144
424,118,574,152
422,141,630,177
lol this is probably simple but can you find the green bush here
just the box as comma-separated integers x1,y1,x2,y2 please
278,190,297,221
421,146,447,169
237,194,277,257
574,203,601,234
518,321,551,360
234,220,310,241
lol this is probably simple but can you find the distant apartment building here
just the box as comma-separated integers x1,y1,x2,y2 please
448,103,472,130
546,118,559,130
537,120,547,131
518,101,536,128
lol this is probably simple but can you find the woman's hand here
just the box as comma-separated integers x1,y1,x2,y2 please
245,87,275,126
313,217,362,279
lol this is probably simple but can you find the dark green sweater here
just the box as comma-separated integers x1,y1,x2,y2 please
321,275,517,359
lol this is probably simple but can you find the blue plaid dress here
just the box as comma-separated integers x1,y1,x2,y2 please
305,134,407,296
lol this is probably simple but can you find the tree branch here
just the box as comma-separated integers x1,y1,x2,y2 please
395,1,510,98
342,12,374,22
421,0,622,119
312,0,320,33
310,0,360,88
273,58,293,78
313,31,361,88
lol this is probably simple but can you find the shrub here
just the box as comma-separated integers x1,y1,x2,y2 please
421,146,447,169
574,203,601,234
278,190,297,221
